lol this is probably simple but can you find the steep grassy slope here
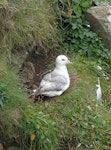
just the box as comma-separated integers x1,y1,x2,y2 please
0,55,111,150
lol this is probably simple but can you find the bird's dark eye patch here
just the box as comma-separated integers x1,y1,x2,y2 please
62,59,65,61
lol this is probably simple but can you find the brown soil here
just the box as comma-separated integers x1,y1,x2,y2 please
32,54,55,86
21,52,58,96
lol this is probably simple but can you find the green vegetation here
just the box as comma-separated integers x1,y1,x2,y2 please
0,0,111,150
1,55,111,149
0,0,57,55
0,56,28,145
54,0,111,64
0,84,7,107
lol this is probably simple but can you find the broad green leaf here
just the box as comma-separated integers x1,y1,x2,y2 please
80,0,92,8
73,5,82,18
72,23,77,30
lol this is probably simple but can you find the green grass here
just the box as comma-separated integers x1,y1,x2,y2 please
0,0,57,55
0,55,28,145
1,0,111,149
0,55,111,150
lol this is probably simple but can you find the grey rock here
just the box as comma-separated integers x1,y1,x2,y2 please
93,0,111,6
85,5,111,49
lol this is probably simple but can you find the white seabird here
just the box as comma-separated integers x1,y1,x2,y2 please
96,77,102,101
33,55,71,97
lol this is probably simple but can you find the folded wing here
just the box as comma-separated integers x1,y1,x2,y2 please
34,72,68,96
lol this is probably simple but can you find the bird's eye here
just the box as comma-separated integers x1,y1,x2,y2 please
62,59,65,61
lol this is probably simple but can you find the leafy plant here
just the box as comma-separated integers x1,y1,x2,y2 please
59,17,111,61
53,0,92,18
53,0,111,64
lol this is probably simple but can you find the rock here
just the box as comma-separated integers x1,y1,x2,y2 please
11,34,36,72
93,0,111,6
0,143,3,150
85,5,111,49
21,61,36,83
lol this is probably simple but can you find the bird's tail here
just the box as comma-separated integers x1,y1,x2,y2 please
33,88,40,96
29,89,40,98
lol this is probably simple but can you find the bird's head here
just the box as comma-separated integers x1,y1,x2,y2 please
56,55,71,66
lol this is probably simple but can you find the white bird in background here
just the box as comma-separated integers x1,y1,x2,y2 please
33,55,71,97
96,77,102,101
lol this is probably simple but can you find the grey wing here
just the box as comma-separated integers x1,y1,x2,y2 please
37,72,68,94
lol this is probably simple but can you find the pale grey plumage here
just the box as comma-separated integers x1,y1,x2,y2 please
33,55,71,97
